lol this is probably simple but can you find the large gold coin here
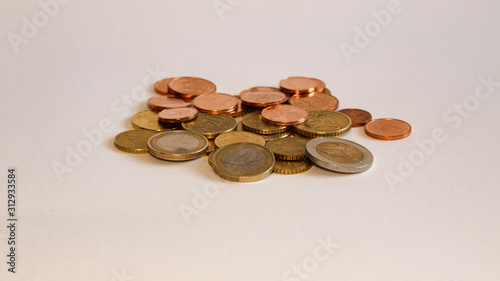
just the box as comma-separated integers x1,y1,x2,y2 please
182,113,237,139
212,142,275,182
241,112,288,135
114,129,159,153
293,110,351,138
266,137,309,160
148,130,208,161
214,131,266,149
132,110,180,131
273,159,313,175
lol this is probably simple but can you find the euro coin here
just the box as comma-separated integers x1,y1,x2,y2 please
182,113,237,139
294,110,351,138
148,130,208,161
265,138,309,160
114,129,159,153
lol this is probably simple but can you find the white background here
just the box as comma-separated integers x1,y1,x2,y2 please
1,0,500,280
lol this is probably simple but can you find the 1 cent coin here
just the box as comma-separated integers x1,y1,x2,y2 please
364,118,411,140
288,92,339,111
168,77,216,99
157,107,198,123
154,78,176,96
147,96,192,111
279,76,325,95
261,104,308,126
192,93,239,114
338,108,372,127
239,86,288,108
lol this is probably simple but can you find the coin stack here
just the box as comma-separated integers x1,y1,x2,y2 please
114,76,412,182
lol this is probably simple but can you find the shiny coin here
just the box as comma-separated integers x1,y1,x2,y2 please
273,159,313,175
211,142,275,182
266,138,309,160
279,76,325,95
214,131,266,149
338,108,372,127
132,110,180,131
288,92,339,111
148,130,208,161
182,113,237,139
294,110,351,138
154,78,176,96
158,107,198,123
147,96,191,111
239,86,288,108
114,129,160,154
260,128,292,140
242,112,288,134
261,104,308,126
168,76,216,99
364,118,411,140
192,93,239,114
306,138,373,173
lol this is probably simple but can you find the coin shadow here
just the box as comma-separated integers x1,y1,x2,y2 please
349,127,373,141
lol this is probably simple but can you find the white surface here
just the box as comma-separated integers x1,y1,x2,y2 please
1,0,500,280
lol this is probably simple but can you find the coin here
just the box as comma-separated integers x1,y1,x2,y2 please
338,108,372,127
192,93,239,114
182,113,237,139
273,159,313,175
158,107,198,123
279,76,326,95
294,110,351,138
241,112,288,134
261,104,308,126
266,138,309,160
168,77,216,99
323,88,332,95
239,87,288,108
208,151,215,167
306,138,373,173
154,78,176,96
214,131,266,149
288,92,339,111
147,96,191,111
132,110,179,131
211,142,275,182
364,118,411,140
260,128,292,140
114,129,159,153
148,130,208,161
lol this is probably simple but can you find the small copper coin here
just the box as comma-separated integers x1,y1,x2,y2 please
279,76,325,95
158,107,198,123
288,92,339,111
239,87,288,108
364,118,412,140
338,108,372,127
168,77,216,99
147,96,192,111
261,104,308,126
154,78,176,96
192,93,239,114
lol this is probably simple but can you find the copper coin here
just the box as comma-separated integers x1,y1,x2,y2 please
364,118,411,140
167,77,216,99
261,104,308,126
147,96,192,111
338,108,372,127
288,92,339,111
228,99,251,117
192,93,239,114
154,78,176,96
279,76,325,95
157,107,198,123
239,87,288,108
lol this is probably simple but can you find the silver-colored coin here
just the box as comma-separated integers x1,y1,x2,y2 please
148,130,208,161
306,138,373,173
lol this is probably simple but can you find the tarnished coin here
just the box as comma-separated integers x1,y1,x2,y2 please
147,96,191,111
132,110,180,131
148,130,208,161
154,78,176,96
182,113,237,139
288,92,339,111
338,108,372,127
192,93,239,114
279,76,325,95
168,77,216,99
212,142,275,182
261,104,308,126
158,107,198,123
294,110,351,138
266,138,309,160
242,112,288,134
114,129,159,153
273,159,313,175
214,131,266,149
239,87,288,108
306,138,373,173
364,118,411,140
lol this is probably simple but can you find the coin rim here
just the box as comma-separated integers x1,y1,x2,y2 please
364,118,412,140
265,138,309,160
114,130,160,154
147,130,208,161
181,113,237,139
214,131,266,149
293,110,352,138
241,112,289,134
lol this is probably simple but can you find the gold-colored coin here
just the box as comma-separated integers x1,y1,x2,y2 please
323,88,331,95
266,137,309,160
293,110,351,138
242,112,288,135
208,151,215,167
148,130,208,161
212,142,275,182
132,110,180,131
214,131,266,149
273,159,313,175
114,129,159,153
182,113,237,139
260,129,292,141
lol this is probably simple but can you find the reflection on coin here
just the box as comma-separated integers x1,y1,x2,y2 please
182,113,237,139
212,142,275,182
114,129,159,153
294,110,351,138
214,131,266,149
168,77,216,99
132,110,180,131
158,107,198,123
147,96,191,111
239,86,288,108
289,92,339,111
148,130,208,161
266,137,309,160
338,108,372,127
192,93,239,114
306,138,373,173
364,118,411,140
154,78,176,96
242,112,288,134
273,159,313,175
261,104,308,126
279,76,325,95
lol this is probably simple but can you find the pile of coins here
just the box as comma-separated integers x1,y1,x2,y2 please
114,76,412,182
